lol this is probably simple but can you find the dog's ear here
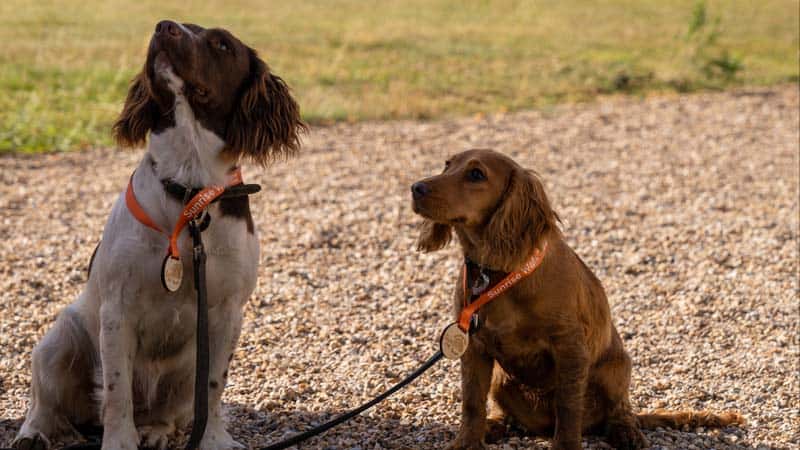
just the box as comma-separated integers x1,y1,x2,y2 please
113,70,159,148
225,50,307,166
417,220,452,252
482,168,559,269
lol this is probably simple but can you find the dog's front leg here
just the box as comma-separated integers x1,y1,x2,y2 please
448,345,494,450
199,305,245,450
99,300,139,450
551,333,589,450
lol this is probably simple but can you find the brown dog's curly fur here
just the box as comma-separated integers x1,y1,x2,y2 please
412,149,743,450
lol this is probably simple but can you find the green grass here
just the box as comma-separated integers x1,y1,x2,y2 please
1,0,797,152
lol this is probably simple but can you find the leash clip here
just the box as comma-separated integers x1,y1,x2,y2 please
188,220,205,256
193,241,204,259
469,314,480,332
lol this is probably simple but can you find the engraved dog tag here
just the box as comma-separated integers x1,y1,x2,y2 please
161,255,183,292
440,322,469,360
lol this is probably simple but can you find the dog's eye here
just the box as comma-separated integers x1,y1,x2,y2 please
217,41,229,51
443,160,451,171
193,86,210,103
467,168,486,182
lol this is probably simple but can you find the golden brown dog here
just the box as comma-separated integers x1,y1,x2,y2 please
411,149,742,450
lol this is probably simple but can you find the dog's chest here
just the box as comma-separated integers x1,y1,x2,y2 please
137,302,198,360
135,211,258,361
475,321,557,390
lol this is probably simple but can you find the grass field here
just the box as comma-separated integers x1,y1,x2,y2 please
1,0,797,152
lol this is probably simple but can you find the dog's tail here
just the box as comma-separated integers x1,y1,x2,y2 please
636,409,745,430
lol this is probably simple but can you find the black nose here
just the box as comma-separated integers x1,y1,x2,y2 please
412,182,431,199
155,20,182,38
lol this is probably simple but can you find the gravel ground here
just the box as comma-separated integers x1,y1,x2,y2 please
1,86,797,450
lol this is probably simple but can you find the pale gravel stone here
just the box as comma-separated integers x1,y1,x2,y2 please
0,86,797,449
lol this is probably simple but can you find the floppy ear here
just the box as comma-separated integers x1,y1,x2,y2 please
226,51,307,165
481,168,559,269
113,70,159,148
417,220,452,252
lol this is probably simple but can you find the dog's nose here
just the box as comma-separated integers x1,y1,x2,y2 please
155,20,182,38
412,182,431,199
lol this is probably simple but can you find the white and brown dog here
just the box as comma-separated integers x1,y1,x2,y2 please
13,20,305,450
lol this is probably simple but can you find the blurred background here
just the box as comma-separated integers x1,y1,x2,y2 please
0,0,797,153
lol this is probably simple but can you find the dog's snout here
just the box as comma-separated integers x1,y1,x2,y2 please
412,182,431,199
155,20,182,38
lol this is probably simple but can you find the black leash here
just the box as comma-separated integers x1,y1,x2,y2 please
259,351,443,450
185,218,209,450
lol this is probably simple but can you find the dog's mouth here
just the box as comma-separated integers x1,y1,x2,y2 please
152,51,171,77
150,51,183,91
412,199,465,224
148,49,211,103
412,198,433,218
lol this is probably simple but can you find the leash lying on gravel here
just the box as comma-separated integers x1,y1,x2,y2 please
256,246,547,449
259,351,443,450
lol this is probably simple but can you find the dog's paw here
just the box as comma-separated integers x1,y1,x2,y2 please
199,420,244,450
606,424,649,450
445,436,486,450
552,439,582,450
138,423,175,450
101,423,138,450
12,433,50,450
484,418,508,444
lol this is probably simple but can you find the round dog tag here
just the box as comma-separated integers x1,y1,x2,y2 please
161,255,183,292
440,322,469,360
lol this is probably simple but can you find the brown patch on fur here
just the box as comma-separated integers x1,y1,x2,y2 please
412,149,742,450
224,50,307,166
113,70,163,148
112,23,305,162
219,196,254,234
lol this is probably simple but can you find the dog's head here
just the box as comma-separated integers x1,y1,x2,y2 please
412,149,559,269
113,20,306,165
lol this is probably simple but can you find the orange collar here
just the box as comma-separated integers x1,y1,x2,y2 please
458,241,548,331
126,168,244,258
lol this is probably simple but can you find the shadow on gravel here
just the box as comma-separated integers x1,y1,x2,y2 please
224,402,769,450
224,402,456,449
0,407,455,450
0,408,778,450
0,419,22,449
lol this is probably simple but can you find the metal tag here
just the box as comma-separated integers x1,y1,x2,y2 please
161,255,183,292
440,322,469,360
